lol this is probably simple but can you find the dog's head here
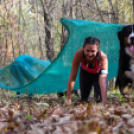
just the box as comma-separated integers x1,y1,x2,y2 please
118,25,134,55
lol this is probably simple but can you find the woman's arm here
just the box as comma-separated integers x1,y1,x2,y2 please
67,50,82,103
99,74,108,104
99,52,108,104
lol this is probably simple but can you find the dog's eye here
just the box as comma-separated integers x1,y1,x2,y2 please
127,29,132,32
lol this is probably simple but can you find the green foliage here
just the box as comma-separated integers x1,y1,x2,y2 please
26,114,32,120
10,92,16,98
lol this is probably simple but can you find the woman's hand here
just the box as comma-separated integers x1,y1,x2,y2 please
66,98,72,104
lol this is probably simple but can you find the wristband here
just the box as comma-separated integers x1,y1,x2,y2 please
100,69,108,75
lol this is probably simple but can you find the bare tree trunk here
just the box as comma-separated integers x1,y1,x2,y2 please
18,0,23,55
108,0,114,23
69,0,75,19
36,0,45,59
20,1,27,55
4,1,8,66
121,11,125,24
114,0,119,24
40,0,55,60
75,0,79,19
79,0,85,20
9,15,15,60
61,0,69,50
95,0,104,22
108,0,116,23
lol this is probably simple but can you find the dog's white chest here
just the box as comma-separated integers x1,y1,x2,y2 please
130,64,134,72
130,59,134,72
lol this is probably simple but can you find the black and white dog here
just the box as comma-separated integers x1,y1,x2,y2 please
116,25,134,95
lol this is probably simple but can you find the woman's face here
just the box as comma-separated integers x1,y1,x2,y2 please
83,44,98,61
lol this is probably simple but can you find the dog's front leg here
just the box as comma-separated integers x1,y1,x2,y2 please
125,71,134,88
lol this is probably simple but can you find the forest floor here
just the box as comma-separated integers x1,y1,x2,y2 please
0,89,134,134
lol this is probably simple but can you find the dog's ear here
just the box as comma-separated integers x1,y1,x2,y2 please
117,29,124,47
118,30,123,41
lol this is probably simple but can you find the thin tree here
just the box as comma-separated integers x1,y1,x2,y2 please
61,0,69,50
40,0,55,61
36,0,45,59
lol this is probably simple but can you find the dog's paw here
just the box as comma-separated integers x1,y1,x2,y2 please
124,71,134,80
132,83,134,88
124,71,129,77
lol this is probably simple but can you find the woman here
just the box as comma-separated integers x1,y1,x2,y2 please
67,37,108,104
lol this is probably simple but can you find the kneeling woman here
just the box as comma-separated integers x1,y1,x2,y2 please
67,37,108,104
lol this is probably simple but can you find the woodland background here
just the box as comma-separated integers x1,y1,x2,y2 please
0,0,133,68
